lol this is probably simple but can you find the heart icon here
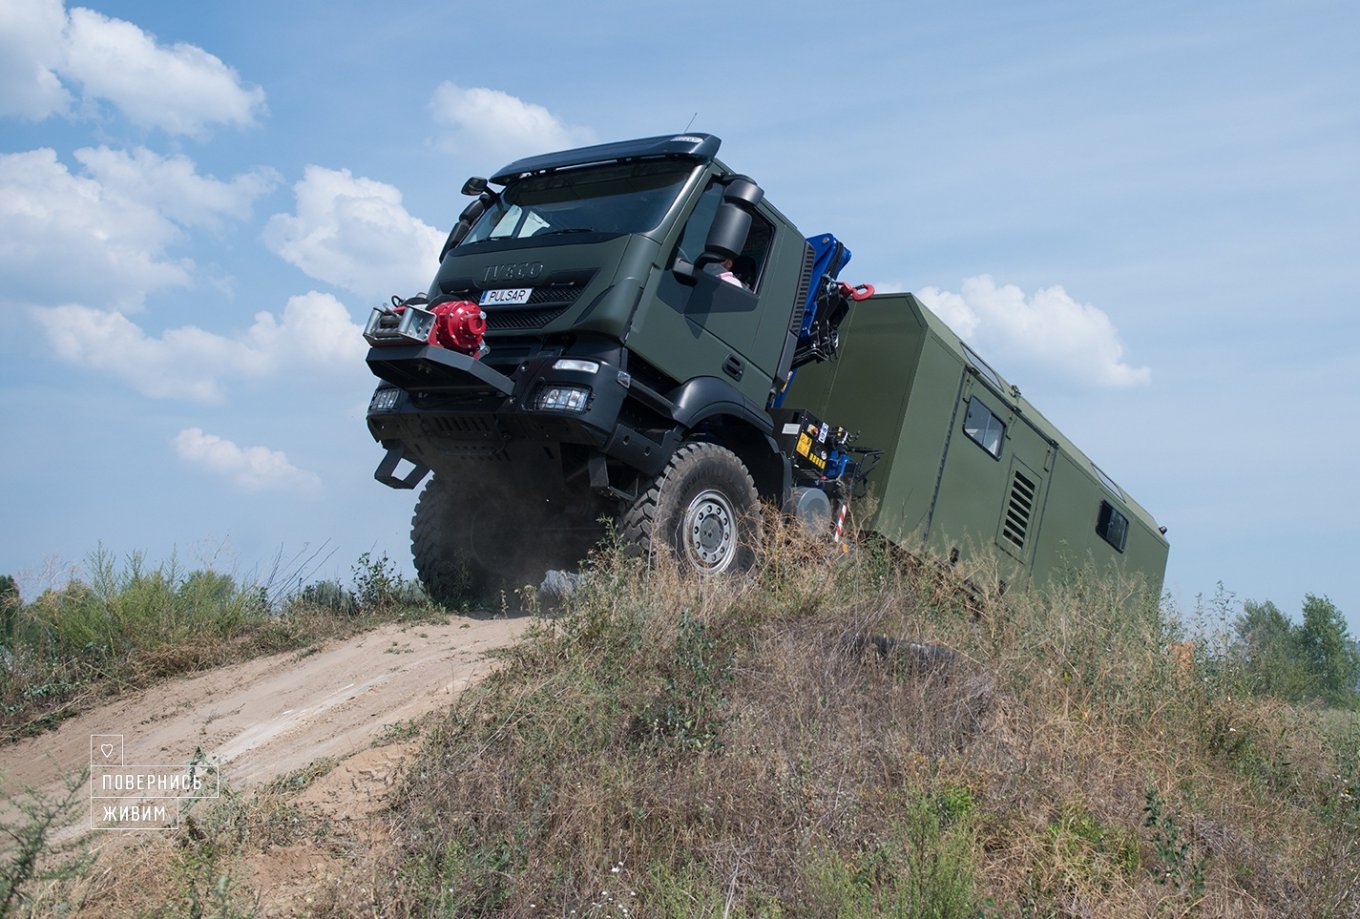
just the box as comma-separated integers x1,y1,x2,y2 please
100,744,114,759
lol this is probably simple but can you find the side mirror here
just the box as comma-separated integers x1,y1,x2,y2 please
699,176,764,264
702,207,751,263
461,176,489,196
722,176,763,208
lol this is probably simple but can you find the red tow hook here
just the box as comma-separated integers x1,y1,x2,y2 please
428,300,487,358
839,282,876,301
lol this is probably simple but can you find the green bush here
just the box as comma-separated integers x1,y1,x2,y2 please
294,579,359,616
352,551,426,611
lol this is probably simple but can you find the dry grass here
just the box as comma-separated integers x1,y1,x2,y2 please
363,528,1359,917
1,551,443,744
12,528,1359,916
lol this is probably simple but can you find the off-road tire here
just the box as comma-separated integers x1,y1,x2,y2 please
620,442,760,574
411,474,481,603
412,471,604,604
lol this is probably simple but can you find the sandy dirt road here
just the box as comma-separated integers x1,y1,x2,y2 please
0,614,530,816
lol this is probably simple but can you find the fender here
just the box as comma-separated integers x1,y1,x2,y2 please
668,376,787,503
669,376,774,434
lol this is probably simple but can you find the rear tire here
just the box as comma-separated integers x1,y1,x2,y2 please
620,442,760,575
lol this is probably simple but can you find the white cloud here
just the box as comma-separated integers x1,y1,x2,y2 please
74,146,278,229
243,290,369,369
0,147,274,310
0,0,72,119
916,275,1151,387
264,166,444,303
0,1,265,135
174,428,321,494
429,82,595,164
42,292,367,402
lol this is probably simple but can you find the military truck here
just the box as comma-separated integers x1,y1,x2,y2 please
362,133,1168,600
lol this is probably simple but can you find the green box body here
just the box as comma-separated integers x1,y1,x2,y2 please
789,292,1169,593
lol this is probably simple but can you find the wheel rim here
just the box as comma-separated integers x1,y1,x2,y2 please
682,488,737,572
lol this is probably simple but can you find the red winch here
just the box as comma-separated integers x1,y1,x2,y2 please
428,300,487,356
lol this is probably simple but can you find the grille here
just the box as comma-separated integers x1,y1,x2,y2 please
485,305,569,330
527,285,583,306
482,283,581,330
418,415,496,437
1002,470,1037,549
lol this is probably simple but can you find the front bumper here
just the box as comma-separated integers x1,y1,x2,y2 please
365,344,670,486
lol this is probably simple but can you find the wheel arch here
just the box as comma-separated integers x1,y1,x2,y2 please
665,375,790,506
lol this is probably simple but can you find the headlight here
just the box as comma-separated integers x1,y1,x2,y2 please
368,387,401,413
532,385,591,412
551,359,599,374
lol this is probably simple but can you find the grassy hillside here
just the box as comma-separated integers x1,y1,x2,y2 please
7,531,1359,916
373,532,1358,917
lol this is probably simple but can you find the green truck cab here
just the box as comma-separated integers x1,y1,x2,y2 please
363,133,1167,600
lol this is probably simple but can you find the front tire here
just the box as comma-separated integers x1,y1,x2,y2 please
621,442,761,575
411,470,600,604
411,474,481,603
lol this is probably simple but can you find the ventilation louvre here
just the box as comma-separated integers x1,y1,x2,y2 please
1001,470,1037,549
789,243,815,335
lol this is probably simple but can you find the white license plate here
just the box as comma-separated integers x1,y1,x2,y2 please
481,287,532,306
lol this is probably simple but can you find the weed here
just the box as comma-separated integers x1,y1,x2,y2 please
1040,800,1141,897
804,797,980,918
0,768,91,914
294,579,358,616
352,552,424,611
376,720,422,745
634,609,735,754
1142,788,1206,895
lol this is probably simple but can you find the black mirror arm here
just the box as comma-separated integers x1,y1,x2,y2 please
438,190,500,263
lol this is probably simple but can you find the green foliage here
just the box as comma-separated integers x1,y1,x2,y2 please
635,609,735,753
1041,800,1141,895
1297,595,1360,705
1142,788,1206,895
1233,594,1360,706
804,797,980,918
0,575,19,645
1319,710,1360,823
295,578,359,616
352,551,424,611
0,768,92,914
643,862,775,917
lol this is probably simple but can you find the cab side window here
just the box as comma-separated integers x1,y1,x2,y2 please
737,212,773,291
675,181,774,292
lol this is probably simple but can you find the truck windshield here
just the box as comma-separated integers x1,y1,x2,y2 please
465,160,695,244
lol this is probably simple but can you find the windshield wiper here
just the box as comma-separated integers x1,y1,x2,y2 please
537,227,595,237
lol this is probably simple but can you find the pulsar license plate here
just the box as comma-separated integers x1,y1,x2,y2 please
481,288,532,306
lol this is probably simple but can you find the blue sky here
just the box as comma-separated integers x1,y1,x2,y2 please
1,0,1356,634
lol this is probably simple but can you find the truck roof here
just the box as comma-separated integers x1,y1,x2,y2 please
490,133,723,184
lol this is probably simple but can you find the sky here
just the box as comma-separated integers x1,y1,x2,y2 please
1,0,1356,635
